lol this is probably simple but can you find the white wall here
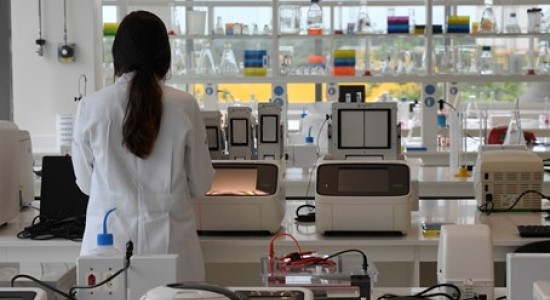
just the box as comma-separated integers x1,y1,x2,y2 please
11,0,101,152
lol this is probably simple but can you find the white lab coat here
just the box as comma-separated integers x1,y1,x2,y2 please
72,73,214,281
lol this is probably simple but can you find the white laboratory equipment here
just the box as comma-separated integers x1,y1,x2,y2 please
193,160,285,234
18,130,35,207
0,121,20,226
437,224,494,300
327,102,401,160
201,110,225,160
474,150,543,211
507,253,550,300
0,288,47,300
141,284,313,300
257,103,284,160
226,106,255,160
315,159,412,235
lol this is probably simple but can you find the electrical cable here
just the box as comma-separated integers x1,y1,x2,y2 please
11,274,76,300
377,283,461,300
16,214,85,241
479,189,548,216
294,204,315,223
68,241,134,298
321,249,368,272
495,295,507,300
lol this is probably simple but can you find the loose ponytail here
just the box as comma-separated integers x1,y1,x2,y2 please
112,11,171,159
122,69,163,158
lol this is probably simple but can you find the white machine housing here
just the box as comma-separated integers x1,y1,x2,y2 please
474,150,543,210
0,288,47,300
437,224,494,300
327,102,401,160
18,130,35,207
193,160,285,234
0,121,20,226
201,110,225,160
257,103,284,160
315,159,411,235
534,281,550,300
141,285,313,300
507,253,550,300
227,106,255,160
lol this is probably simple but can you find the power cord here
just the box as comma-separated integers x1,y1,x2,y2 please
68,240,134,298
295,204,315,223
377,283,461,300
17,215,85,241
478,189,548,216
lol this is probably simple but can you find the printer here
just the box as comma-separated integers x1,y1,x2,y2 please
474,149,543,211
193,160,285,234
315,159,412,235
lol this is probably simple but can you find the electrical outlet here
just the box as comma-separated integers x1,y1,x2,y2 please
76,256,126,300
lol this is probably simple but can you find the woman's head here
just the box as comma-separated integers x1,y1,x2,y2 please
112,11,171,78
113,11,170,159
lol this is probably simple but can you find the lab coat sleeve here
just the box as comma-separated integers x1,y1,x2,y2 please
185,101,214,197
71,100,93,195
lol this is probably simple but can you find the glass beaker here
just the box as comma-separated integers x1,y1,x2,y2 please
527,8,543,33
196,43,217,75
280,5,301,34
219,43,239,75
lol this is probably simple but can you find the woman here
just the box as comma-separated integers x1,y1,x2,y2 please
72,11,214,281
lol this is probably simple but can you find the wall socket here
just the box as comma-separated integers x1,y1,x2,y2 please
76,256,126,300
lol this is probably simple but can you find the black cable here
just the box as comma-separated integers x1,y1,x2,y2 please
294,204,315,223
495,296,507,300
378,283,461,300
321,249,369,273
16,214,85,241
479,189,548,216
11,273,77,300
69,241,134,298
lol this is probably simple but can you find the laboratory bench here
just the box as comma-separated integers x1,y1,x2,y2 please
0,200,548,288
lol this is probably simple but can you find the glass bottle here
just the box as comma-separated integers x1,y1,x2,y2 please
215,16,225,35
408,8,416,34
307,0,323,35
356,0,373,34
536,41,550,74
219,43,239,75
479,46,494,75
505,12,521,34
479,0,497,33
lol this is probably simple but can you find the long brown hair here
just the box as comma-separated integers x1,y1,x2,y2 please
112,11,171,158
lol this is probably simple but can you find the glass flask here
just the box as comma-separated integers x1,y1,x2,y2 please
219,43,239,75
479,46,494,75
536,41,550,74
170,39,186,76
196,43,217,75
479,0,497,33
503,99,526,145
505,12,521,34
356,0,373,34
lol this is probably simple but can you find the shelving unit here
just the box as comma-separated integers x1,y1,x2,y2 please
99,0,550,151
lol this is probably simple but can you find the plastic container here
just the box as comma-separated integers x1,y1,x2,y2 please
91,208,124,257
307,0,323,35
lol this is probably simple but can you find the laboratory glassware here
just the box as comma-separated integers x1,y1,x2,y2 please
527,8,543,33
219,43,239,75
215,16,225,35
307,0,323,35
356,0,373,34
196,43,217,75
536,41,550,74
478,0,497,33
479,46,494,75
505,12,521,34
503,99,526,145
280,5,301,34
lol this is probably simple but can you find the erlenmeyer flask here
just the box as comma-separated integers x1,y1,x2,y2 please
503,99,526,145
356,0,373,34
196,43,217,75
219,43,239,75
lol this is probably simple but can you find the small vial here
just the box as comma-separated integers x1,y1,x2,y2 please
356,92,362,103
345,93,351,103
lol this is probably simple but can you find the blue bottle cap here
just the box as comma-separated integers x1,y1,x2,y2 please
305,136,314,144
97,233,114,246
